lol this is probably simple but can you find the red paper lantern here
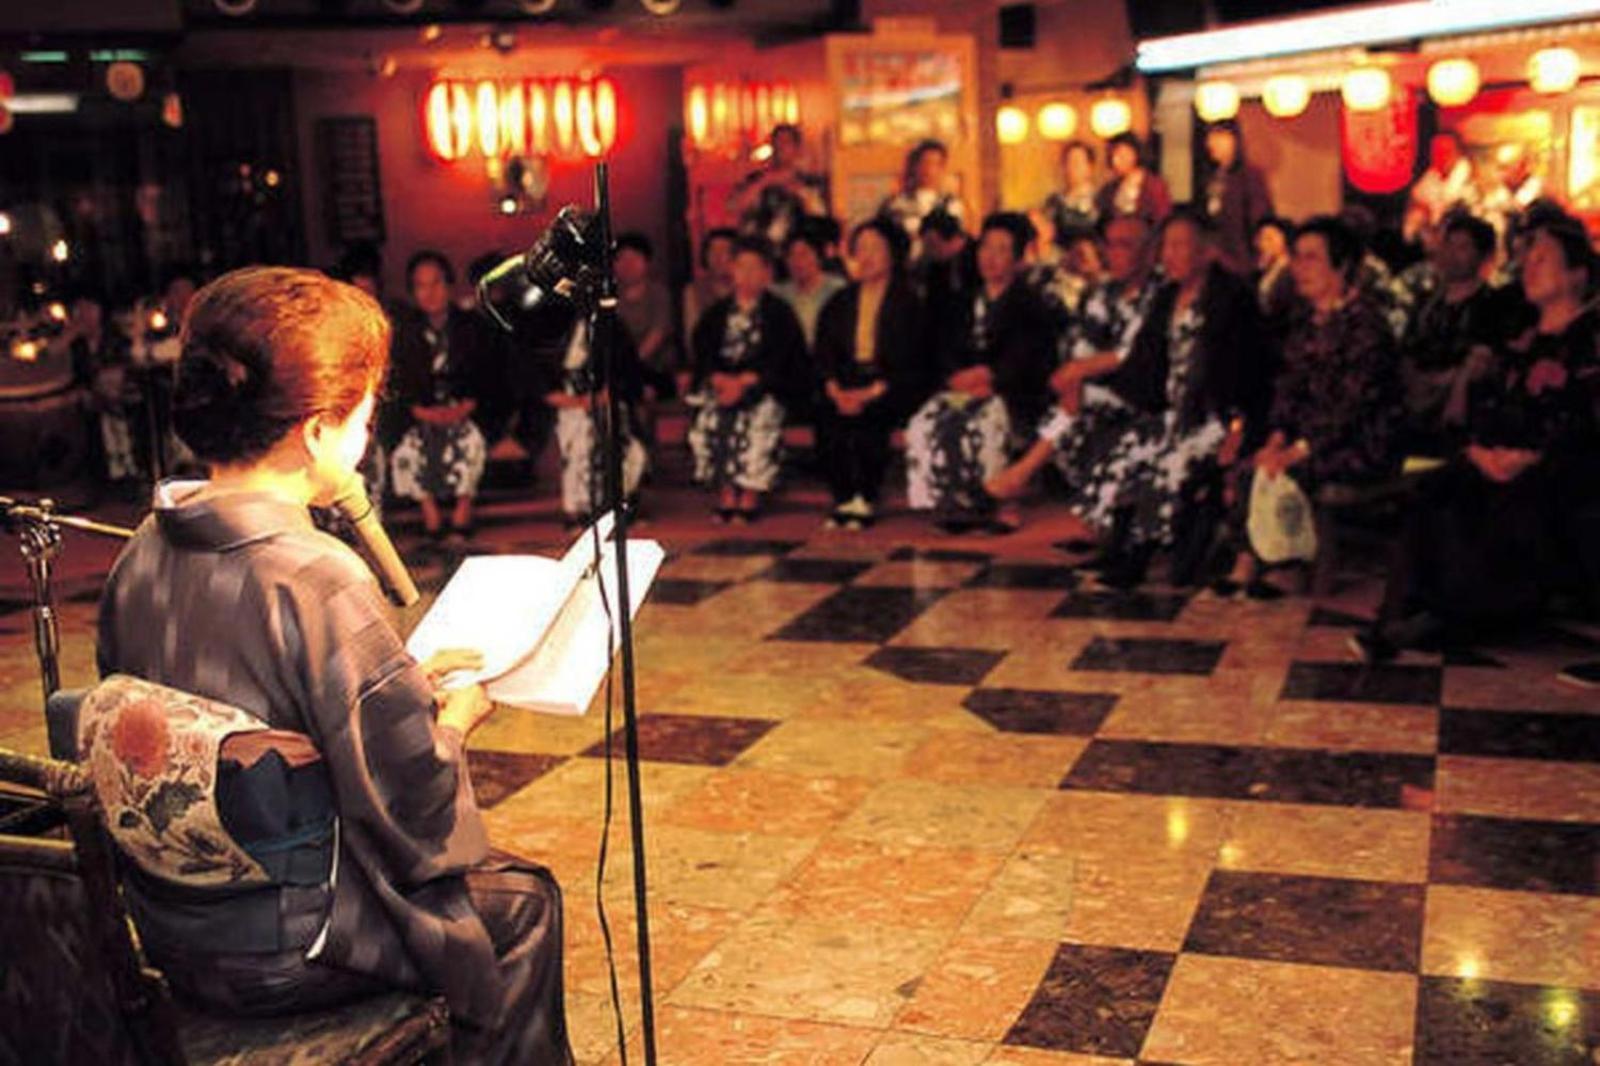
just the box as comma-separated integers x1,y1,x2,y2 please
1341,85,1417,194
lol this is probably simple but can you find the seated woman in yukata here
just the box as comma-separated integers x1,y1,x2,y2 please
904,211,1055,533
687,235,808,523
1012,209,1268,587
95,267,572,1065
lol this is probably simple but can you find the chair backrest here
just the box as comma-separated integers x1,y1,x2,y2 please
0,750,187,1066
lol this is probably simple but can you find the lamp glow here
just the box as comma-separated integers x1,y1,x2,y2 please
1263,75,1312,118
687,84,709,147
1195,81,1241,122
1427,58,1480,107
1342,67,1392,112
1530,46,1581,93
995,104,1029,145
49,238,69,263
1090,97,1133,138
1036,102,1077,140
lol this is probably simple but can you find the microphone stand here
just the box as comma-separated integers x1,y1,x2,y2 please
590,161,660,1065
0,496,135,708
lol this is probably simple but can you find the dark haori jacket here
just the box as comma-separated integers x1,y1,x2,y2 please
1101,263,1273,443
524,302,645,407
385,305,511,445
97,487,507,1028
1469,307,1600,459
1269,294,1405,486
690,290,810,410
813,276,931,423
933,277,1057,429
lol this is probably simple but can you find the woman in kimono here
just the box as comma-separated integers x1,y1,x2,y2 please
813,218,928,528
387,250,506,543
878,139,967,255
96,267,572,1064
905,212,1055,532
1095,133,1172,231
1354,218,1600,660
687,236,808,523
536,303,649,527
1037,209,1267,587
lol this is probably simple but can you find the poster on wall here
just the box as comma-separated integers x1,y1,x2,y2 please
317,116,385,246
838,49,963,147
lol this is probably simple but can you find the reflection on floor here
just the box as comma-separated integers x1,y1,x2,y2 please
2,479,1598,1066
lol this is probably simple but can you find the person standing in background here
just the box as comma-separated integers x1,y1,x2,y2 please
1201,121,1274,277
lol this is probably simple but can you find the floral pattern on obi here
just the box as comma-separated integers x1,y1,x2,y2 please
77,675,273,887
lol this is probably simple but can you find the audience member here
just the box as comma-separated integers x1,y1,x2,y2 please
729,123,828,248
1201,120,1275,276
687,236,807,523
1096,133,1172,230
813,218,926,529
773,221,847,351
878,139,967,252
1040,141,1101,252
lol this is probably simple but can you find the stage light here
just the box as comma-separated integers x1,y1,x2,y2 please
995,105,1029,145
149,309,169,331
12,339,39,363
1036,102,1076,140
50,239,69,263
212,0,258,15
106,61,146,102
1342,67,1392,112
420,23,443,41
1262,75,1311,118
499,194,520,215
1530,46,1581,93
640,0,681,13
1089,97,1132,138
0,212,11,236
384,0,425,11
1195,81,1240,122
1427,58,1480,107
517,0,558,11
161,91,183,128
47,301,67,323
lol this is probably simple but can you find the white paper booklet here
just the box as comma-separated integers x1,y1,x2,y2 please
405,517,664,716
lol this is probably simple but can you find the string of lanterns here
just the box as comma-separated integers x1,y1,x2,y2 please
423,76,618,163
994,96,1133,145
684,79,800,156
1181,45,1585,124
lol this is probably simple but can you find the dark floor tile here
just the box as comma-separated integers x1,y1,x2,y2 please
888,546,993,564
648,578,731,606
758,558,876,585
1414,976,1600,1066
864,646,1004,686
1004,943,1175,1058
768,586,946,644
1070,637,1226,677
1442,647,1506,668
1438,707,1600,764
1061,740,1435,809
467,751,567,809
1279,661,1442,705
691,538,802,557
1429,813,1600,897
1307,607,1374,629
967,563,1080,590
1049,589,1191,622
1183,870,1423,973
962,688,1119,736
582,713,776,766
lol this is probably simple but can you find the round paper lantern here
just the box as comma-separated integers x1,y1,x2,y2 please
686,85,709,147
1262,75,1311,118
995,105,1029,145
1530,47,1581,94
423,81,472,161
1427,58,1480,108
1342,67,1392,113
475,80,500,157
1195,81,1240,123
106,61,145,102
1036,102,1077,141
1089,97,1132,139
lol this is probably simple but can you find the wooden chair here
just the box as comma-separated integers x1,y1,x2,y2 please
0,748,451,1065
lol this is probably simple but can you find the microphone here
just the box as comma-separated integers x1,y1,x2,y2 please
330,476,420,608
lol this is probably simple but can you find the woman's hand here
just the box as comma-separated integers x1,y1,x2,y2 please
421,648,485,688
437,682,495,738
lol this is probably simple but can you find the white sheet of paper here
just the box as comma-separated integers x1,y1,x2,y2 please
404,554,573,684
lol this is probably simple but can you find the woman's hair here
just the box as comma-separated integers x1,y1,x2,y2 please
980,211,1037,260
849,216,910,271
405,249,455,287
1531,216,1596,287
1204,119,1244,169
1441,212,1497,262
172,267,391,465
698,227,739,269
1294,215,1364,281
1252,215,1293,243
1060,139,1096,167
1107,132,1144,164
902,138,948,194
615,231,654,260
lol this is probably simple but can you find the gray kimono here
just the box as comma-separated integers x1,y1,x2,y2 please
97,482,570,1064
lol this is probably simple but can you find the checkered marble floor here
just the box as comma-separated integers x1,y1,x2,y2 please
3,500,1599,1065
